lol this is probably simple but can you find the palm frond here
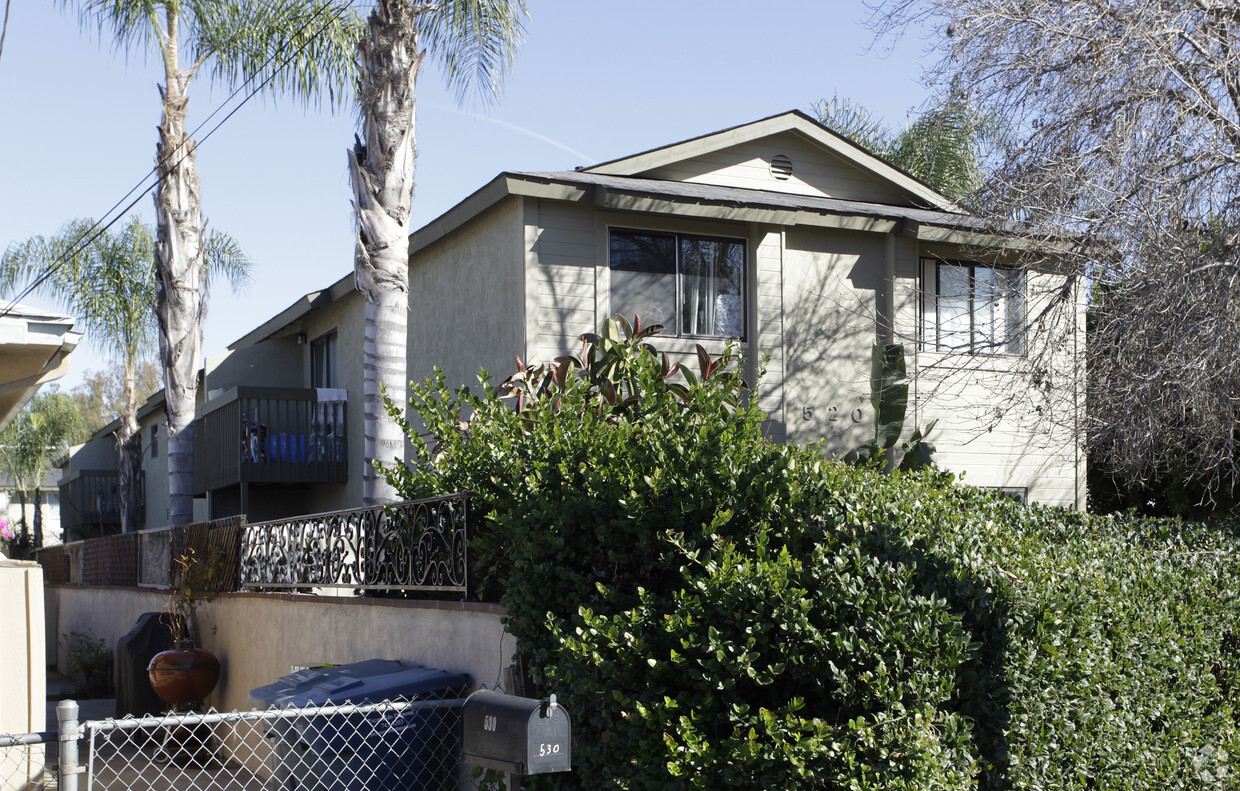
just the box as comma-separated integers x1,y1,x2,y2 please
1,217,158,368
202,229,253,295
811,95,896,157
191,0,362,108
889,99,996,201
73,0,166,59
421,0,528,105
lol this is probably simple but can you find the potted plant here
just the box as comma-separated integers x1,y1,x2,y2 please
147,547,222,709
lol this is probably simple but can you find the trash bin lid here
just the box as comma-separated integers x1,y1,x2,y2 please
250,658,408,707
283,664,471,708
283,664,473,756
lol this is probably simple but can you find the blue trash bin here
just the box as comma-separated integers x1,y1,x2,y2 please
250,659,470,791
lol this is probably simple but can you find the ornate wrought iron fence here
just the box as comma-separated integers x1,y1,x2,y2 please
239,494,472,596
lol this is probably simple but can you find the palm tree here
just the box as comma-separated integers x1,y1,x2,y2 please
812,95,995,202
349,0,526,504
0,392,86,550
1,217,250,531
71,0,361,523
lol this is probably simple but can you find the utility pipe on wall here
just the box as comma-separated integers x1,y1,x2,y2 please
880,233,896,346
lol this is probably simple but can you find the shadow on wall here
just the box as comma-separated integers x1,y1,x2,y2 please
781,246,879,457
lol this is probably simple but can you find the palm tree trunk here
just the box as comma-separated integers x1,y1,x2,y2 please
116,363,142,533
117,432,142,533
18,489,27,545
154,11,205,526
32,486,42,548
349,3,423,506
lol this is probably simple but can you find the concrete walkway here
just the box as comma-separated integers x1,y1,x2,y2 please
46,670,119,730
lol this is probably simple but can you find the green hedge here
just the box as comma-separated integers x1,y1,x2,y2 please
384,324,1240,789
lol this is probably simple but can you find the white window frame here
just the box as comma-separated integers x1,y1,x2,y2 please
921,257,1025,355
310,330,339,389
607,227,747,340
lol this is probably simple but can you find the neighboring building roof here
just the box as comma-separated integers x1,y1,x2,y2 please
0,302,81,432
0,469,62,492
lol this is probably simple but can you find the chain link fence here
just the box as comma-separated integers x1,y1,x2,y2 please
3,697,467,791
1,729,54,791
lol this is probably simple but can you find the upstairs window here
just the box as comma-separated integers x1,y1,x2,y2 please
924,258,1024,355
609,228,745,339
310,330,338,388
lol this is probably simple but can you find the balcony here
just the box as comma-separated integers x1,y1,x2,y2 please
193,387,348,495
59,469,144,535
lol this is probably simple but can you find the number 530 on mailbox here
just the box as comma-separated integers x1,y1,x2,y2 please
461,690,572,775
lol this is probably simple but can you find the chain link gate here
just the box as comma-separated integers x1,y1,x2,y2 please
4,697,467,791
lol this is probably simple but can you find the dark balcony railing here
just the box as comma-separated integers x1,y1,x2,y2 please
193,387,348,495
239,494,471,595
59,469,145,533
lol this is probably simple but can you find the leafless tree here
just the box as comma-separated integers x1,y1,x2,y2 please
868,0,1240,506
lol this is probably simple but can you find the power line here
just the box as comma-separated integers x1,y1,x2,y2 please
0,0,360,320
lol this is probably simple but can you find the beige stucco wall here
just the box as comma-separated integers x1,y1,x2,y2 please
0,561,46,782
204,336,303,394
407,197,526,397
64,437,117,473
135,408,177,529
47,586,513,714
296,290,365,515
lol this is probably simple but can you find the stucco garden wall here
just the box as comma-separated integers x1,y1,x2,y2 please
47,586,514,715
0,561,46,785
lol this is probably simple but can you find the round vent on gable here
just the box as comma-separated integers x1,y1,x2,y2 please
770,154,793,181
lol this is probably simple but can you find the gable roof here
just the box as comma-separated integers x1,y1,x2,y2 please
581,110,962,213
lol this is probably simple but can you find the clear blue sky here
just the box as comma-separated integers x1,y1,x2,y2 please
0,1,934,389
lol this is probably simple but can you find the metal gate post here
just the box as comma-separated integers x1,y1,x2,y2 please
57,700,81,791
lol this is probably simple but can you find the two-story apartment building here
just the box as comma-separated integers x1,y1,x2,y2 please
60,110,1084,530
405,110,1083,506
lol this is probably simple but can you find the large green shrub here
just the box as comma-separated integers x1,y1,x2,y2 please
384,320,1240,789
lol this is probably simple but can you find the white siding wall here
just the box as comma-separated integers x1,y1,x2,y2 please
900,258,1084,508
516,201,1084,502
642,132,907,205
753,228,786,439
524,200,597,363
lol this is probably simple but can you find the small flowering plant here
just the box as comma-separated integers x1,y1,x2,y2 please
0,518,13,540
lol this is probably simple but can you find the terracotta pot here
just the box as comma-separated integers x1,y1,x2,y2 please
148,642,221,707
